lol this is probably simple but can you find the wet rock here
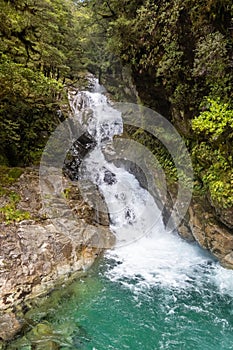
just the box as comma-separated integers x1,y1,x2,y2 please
71,180,110,226
177,220,195,243
125,208,136,225
63,131,96,180
105,159,148,190
222,252,233,269
103,169,117,185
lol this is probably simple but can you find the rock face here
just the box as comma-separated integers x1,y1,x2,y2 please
213,204,233,230
0,168,114,342
187,199,233,269
121,161,233,269
127,68,233,267
63,131,96,181
156,183,233,269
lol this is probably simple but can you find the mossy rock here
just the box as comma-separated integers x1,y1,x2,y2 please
0,167,32,224
0,166,24,186
7,323,60,350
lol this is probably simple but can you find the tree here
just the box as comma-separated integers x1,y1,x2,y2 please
89,0,232,121
0,0,84,165
86,0,233,210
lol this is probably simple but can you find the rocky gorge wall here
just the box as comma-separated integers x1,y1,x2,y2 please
101,65,233,271
0,167,114,343
163,185,233,269
124,70,233,270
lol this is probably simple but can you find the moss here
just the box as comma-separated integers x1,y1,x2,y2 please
0,187,7,196
63,187,72,200
0,168,31,224
0,166,24,186
0,205,31,224
0,189,31,224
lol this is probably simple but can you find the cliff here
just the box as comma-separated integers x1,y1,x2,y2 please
0,167,114,342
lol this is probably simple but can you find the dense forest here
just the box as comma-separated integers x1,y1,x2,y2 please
0,0,88,165
0,0,232,209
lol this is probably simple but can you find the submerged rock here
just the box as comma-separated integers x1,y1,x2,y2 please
124,208,136,225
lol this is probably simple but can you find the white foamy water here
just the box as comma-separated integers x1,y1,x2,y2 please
70,80,233,297
81,148,161,246
70,90,123,144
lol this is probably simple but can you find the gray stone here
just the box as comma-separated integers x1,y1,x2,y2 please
0,168,114,342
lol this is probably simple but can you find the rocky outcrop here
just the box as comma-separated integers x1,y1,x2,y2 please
212,204,233,230
0,168,114,342
163,187,233,269
121,160,233,269
187,199,233,269
63,131,96,181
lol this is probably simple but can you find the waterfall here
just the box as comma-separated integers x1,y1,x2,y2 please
24,79,233,350
68,80,233,295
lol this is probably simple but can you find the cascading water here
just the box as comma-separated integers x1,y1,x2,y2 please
9,81,233,350
70,81,233,295
66,82,233,349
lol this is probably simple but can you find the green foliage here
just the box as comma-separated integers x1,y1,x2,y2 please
88,0,233,210
0,167,28,224
0,188,31,224
91,0,232,115
192,99,233,208
192,98,233,141
0,59,63,164
0,0,87,165
124,125,179,184
192,145,233,208
0,203,31,225
0,0,83,80
0,166,24,185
